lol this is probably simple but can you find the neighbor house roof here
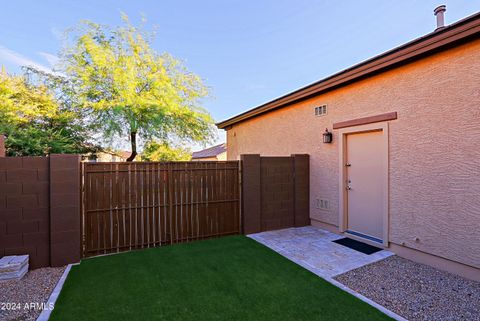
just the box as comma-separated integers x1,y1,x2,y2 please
191,143,227,159
217,11,480,129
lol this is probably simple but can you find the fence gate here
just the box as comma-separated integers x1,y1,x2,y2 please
81,161,241,257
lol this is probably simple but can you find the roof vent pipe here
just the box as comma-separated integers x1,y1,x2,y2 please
434,5,446,30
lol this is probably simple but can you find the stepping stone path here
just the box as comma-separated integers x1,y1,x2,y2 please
0,255,29,281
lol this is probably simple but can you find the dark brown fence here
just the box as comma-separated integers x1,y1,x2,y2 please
81,161,241,257
241,154,310,234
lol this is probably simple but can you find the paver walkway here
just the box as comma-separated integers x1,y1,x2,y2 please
249,226,393,279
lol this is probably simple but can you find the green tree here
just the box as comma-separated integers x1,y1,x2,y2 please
60,15,215,161
141,141,191,161
0,69,96,156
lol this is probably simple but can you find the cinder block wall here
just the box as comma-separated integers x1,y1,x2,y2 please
0,155,81,268
0,157,50,268
50,155,81,266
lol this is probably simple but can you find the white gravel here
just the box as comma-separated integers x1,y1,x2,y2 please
334,256,480,321
0,266,65,321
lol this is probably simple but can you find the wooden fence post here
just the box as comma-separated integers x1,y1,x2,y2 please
0,135,5,157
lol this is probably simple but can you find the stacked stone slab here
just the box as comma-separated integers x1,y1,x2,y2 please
0,255,28,281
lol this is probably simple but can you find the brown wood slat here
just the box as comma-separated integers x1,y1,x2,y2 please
127,163,133,251
162,163,168,244
111,163,118,253
99,165,106,255
133,163,139,249
151,164,156,246
168,163,174,244
201,162,207,240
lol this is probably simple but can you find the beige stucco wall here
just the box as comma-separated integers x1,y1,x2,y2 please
217,151,227,161
226,39,480,269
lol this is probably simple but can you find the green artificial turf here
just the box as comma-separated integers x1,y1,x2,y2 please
50,236,392,321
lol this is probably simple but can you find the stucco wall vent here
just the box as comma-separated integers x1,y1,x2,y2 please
315,105,328,117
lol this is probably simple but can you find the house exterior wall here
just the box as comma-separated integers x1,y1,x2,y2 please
95,152,126,162
217,151,227,161
226,39,480,271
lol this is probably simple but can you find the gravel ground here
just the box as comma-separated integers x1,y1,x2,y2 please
0,266,65,321
334,256,480,321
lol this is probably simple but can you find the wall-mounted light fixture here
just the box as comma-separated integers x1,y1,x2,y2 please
323,128,333,144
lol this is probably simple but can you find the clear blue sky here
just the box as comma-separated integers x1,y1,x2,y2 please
0,1,478,148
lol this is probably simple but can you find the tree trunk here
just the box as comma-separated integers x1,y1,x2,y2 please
126,131,137,162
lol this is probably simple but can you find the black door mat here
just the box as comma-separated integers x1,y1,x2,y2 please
332,238,382,255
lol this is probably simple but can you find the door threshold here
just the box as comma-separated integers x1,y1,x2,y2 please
345,230,383,244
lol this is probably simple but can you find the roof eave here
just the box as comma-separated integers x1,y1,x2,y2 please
216,11,480,130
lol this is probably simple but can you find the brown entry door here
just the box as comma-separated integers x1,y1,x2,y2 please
345,130,386,243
